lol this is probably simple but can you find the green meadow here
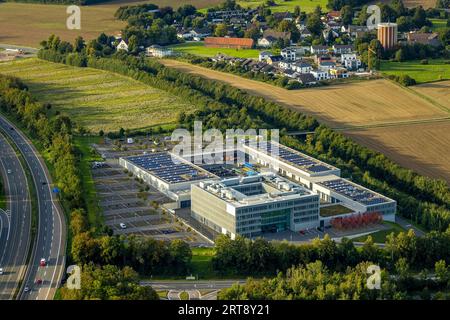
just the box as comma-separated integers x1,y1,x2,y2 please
380,59,450,84
170,42,261,58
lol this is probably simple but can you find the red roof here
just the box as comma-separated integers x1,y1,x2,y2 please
204,37,254,48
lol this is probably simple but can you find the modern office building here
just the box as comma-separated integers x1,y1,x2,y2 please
191,173,320,239
119,152,218,208
244,141,397,223
377,23,398,49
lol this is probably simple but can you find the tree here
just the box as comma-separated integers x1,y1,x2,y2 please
214,23,228,37
435,260,449,286
73,36,85,53
340,5,353,26
294,5,301,18
128,35,138,53
395,48,405,61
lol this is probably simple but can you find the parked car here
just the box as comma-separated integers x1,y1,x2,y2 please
39,258,46,267
0,268,3,275
119,223,127,229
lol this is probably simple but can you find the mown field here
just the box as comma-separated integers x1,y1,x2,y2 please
381,59,450,84
0,58,195,132
430,19,448,31
344,121,450,184
412,80,450,110
0,1,223,47
170,41,261,58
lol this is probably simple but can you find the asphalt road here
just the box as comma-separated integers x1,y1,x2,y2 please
0,115,66,300
141,280,246,291
0,133,31,300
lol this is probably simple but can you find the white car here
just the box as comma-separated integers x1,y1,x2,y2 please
7,169,12,174
0,268,3,275
119,223,127,229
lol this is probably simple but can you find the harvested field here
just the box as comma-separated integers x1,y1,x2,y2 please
161,59,449,128
0,58,195,132
344,121,450,184
412,81,450,111
0,1,222,47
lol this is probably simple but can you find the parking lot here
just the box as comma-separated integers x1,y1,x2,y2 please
90,137,210,246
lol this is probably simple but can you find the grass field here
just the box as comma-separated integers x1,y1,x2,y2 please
170,41,261,58
189,247,215,279
430,19,448,31
0,1,223,48
352,222,405,243
74,136,104,228
320,204,353,217
236,0,328,13
0,58,195,132
381,59,450,84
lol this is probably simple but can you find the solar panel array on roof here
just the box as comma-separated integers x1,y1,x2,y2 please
126,153,209,184
255,142,333,173
319,179,388,206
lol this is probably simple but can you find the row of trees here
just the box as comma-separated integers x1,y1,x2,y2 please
0,74,82,208
38,40,450,233
212,229,450,277
59,264,159,300
70,209,192,276
219,259,450,300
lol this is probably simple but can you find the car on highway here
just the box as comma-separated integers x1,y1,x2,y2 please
0,268,3,275
35,278,42,285
39,258,46,267
7,169,12,174
24,286,30,293
119,223,127,229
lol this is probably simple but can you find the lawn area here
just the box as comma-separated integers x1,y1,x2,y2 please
320,204,353,217
237,0,327,13
170,41,261,58
352,221,405,243
0,58,195,132
189,247,216,279
380,59,450,84
430,18,448,31
73,136,103,228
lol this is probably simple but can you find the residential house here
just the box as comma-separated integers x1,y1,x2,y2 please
310,45,329,55
116,39,129,52
291,61,312,74
318,61,336,72
322,28,339,43
191,27,211,40
273,12,293,21
297,73,317,85
146,45,173,58
330,67,349,79
341,25,369,38
406,32,441,47
310,69,329,81
332,44,353,55
327,11,341,21
267,55,283,65
300,28,313,39
314,54,335,64
259,51,273,62
204,37,254,49
281,47,297,61
341,53,361,70
258,29,291,48
278,60,292,70
282,68,297,78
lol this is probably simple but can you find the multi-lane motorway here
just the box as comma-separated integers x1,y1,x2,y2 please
0,115,66,300
0,133,31,299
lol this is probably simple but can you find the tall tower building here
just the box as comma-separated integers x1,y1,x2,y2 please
377,23,398,49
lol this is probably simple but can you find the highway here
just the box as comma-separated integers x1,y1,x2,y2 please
0,133,31,299
0,115,66,300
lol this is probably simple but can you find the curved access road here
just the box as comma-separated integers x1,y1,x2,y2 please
0,132,31,300
0,115,66,300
